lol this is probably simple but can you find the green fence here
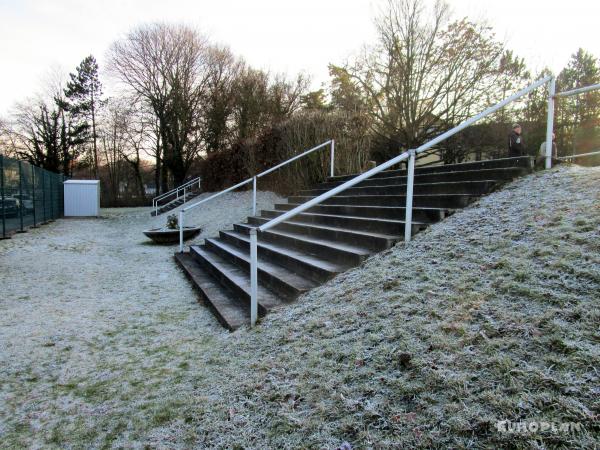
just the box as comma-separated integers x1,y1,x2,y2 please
0,155,65,238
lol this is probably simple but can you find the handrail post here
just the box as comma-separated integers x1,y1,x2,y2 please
546,77,556,169
179,210,184,253
252,176,257,216
330,139,335,178
404,149,416,242
18,161,24,232
183,185,187,203
250,228,258,327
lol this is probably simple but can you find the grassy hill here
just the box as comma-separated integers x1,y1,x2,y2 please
1,165,598,449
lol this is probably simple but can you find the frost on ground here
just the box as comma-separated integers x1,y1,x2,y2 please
1,169,599,449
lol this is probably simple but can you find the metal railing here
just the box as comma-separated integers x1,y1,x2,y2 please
152,176,202,216
246,75,557,326
179,139,335,252
554,83,600,98
1,155,65,239
553,83,600,164
558,150,600,161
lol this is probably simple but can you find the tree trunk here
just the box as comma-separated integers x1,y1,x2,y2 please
91,87,99,180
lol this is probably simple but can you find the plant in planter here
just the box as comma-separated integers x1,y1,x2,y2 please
166,214,179,230
144,213,201,244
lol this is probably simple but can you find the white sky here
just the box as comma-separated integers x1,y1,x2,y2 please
0,0,599,115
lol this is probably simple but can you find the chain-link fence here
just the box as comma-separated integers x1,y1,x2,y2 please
0,155,65,239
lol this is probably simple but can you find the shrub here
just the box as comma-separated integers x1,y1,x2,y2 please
200,111,372,194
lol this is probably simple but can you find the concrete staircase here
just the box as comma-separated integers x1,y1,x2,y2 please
151,188,203,216
175,157,533,330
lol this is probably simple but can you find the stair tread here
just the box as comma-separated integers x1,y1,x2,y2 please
278,203,450,212
191,245,284,310
235,223,372,256
263,209,427,225
327,156,532,181
220,230,348,274
250,216,402,240
292,193,476,199
206,236,322,290
303,179,499,193
174,252,249,330
378,166,523,179
325,166,524,185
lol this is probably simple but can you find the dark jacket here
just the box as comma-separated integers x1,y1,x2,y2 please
508,131,525,156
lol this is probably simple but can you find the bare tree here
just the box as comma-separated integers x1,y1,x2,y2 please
339,0,520,162
201,45,244,154
120,100,153,199
108,23,211,189
9,98,86,175
98,98,129,203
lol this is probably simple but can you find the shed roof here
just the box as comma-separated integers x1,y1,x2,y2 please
64,180,100,185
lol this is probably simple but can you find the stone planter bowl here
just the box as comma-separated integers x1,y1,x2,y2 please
143,226,202,244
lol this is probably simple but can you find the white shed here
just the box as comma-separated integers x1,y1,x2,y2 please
64,180,100,217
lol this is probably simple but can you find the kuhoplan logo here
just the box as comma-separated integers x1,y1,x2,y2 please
495,420,584,434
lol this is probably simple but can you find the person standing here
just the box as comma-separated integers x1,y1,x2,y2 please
508,124,525,157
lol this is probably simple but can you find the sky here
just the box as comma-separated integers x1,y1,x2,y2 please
0,0,599,115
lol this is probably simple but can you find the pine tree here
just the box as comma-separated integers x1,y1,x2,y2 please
63,55,103,177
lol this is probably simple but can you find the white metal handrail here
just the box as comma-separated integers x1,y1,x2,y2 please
152,176,202,215
558,150,600,160
248,75,555,326
179,139,335,252
554,83,600,98
553,84,600,162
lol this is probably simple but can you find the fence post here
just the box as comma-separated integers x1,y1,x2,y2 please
404,149,416,242
60,174,64,217
0,156,5,239
545,77,556,169
31,165,37,227
41,170,47,222
250,228,258,327
252,176,257,216
179,210,184,253
50,173,54,220
18,161,24,232
330,139,335,178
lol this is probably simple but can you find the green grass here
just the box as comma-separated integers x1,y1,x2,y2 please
1,166,599,448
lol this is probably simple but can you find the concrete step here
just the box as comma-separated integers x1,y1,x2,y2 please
247,216,402,251
317,167,528,190
218,230,346,283
190,245,285,315
174,252,249,330
234,223,371,266
173,156,534,330
205,237,321,298
287,193,478,209
259,209,425,236
273,203,452,223
328,156,534,183
300,180,501,197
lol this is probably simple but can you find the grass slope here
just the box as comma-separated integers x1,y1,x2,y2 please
1,166,598,449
